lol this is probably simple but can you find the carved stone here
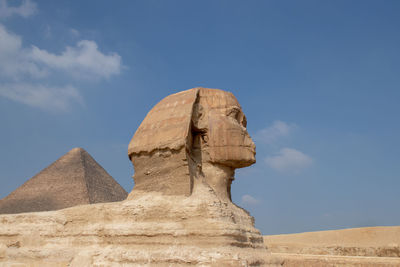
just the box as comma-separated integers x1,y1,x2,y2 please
128,88,256,202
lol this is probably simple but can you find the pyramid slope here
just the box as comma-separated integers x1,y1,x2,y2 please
80,148,128,203
0,148,127,214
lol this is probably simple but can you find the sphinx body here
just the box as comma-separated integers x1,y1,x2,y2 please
0,88,281,266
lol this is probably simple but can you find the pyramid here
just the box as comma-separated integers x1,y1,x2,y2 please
0,148,128,214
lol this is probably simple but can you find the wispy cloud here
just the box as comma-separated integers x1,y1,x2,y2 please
0,24,47,79
0,25,121,81
265,147,313,173
30,40,121,81
0,0,37,19
255,120,296,145
241,194,260,205
0,83,83,111
0,1,122,111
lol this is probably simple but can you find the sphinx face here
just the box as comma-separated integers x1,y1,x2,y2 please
198,89,256,168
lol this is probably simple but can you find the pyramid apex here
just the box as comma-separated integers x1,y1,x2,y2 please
70,147,85,153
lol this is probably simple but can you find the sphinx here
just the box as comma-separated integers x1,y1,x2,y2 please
128,88,256,201
0,88,281,266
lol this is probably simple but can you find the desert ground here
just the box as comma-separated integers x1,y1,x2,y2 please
265,226,400,266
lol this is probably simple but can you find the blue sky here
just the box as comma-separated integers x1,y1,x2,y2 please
0,0,399,235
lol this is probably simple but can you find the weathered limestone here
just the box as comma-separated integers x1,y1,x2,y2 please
0,88,281,266
128,88,255,202
0,148,127,215
127,89,198,196
0,188,284,266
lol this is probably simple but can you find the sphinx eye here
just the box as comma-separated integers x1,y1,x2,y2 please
242,115,247,128
227,107,240,122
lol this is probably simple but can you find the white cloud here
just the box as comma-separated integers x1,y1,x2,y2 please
0,23,19,52
255,120,296,145
265,147,313,173
30,40,121,81
0,24,47,79
0,83,83,111
0,1,122,111
0,0,37,19
241,194,260,205
0,25,120,81
0,22,122,111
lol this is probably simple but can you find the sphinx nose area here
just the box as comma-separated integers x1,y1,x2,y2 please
244,134,256,149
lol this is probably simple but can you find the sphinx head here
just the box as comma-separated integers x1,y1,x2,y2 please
128,88,255,200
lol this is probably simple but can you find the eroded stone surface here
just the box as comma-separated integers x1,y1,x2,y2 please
0,187,282,266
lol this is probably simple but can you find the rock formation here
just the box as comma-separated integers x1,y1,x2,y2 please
0,148,127,215
0,88,283,266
